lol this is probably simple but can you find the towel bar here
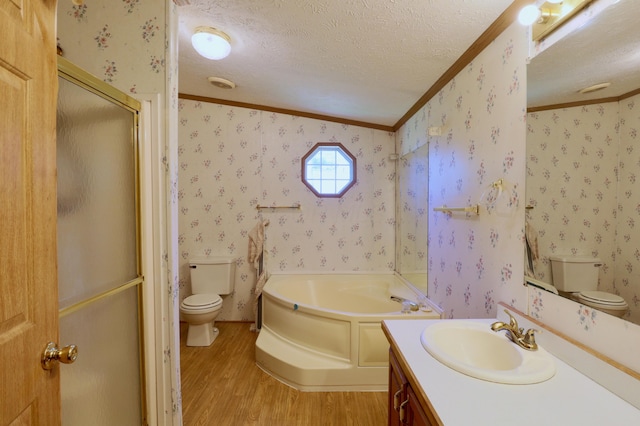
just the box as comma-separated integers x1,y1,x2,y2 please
433,205,480,215
256,203,301,210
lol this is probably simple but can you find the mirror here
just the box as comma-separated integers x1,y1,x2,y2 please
397,143,429,294
526,0,640,325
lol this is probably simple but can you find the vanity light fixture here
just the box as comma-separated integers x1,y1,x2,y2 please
191,26,231,60
519,0,594,40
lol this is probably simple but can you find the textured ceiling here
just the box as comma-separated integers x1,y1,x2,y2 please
177,0,513,127
528,0,640,109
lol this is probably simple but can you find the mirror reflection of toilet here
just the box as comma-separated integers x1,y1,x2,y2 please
549,255,629,318
180,256,236,346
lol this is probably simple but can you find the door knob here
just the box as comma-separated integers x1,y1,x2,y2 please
41,342,78,370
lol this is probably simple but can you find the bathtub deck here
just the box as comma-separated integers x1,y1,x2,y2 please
257,273,441,391
256,325,386,391
180,321,387,425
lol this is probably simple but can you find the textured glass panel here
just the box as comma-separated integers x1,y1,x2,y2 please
60,286,142,426
57,77,138,308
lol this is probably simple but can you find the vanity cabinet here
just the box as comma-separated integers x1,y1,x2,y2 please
388,349,439,426
383,318,640,425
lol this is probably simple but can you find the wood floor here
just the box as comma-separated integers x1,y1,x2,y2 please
180,322,388,425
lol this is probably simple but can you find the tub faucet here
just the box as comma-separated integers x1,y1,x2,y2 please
390,296,419,312
490,310,539,351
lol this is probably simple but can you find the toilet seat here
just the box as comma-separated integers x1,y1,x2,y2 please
576,291,628,317
578,291,626,307
181,293,222,312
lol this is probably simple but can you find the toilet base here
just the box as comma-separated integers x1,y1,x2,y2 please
186,322,220,347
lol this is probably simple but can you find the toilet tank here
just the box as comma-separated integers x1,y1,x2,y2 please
189,256,236,295
549,255,601,292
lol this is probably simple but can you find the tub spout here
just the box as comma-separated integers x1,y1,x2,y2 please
390,296,419,312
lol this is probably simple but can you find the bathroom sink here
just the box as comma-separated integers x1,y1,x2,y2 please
420,320,555,384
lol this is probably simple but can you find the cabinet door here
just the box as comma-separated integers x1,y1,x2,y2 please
406,386,433,426
388,349,407,426
388,347,442,426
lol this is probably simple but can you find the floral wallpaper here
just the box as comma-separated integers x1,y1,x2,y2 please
177,103,396,321
526,103,619,285
57,1,182,424
526,94,640,325
60,0,167,95
398,23,529,320
528,286,640,375
617,94,640,323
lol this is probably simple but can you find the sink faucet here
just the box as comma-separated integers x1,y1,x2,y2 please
490,310,539,351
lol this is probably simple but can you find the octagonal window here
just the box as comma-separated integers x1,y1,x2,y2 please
301,143,356,198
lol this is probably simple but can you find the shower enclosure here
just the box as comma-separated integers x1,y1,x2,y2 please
56,56,145,425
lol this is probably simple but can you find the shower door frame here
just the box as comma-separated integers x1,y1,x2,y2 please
57,56,148,423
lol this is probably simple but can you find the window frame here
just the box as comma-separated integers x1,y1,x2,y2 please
301,142,357,198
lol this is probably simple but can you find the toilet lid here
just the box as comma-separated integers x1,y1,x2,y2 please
182,293,222,309
578,291,627,306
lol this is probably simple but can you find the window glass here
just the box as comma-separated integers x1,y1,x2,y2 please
301,143,356,197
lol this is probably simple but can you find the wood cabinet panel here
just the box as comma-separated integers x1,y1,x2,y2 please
388,348,440,426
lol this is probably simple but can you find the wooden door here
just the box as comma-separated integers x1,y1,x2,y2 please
0,0,60,424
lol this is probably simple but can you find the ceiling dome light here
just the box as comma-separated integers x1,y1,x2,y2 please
191,26,231,60
518,4,542,26
579,82,611,94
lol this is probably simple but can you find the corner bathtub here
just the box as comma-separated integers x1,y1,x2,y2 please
255,274,440,391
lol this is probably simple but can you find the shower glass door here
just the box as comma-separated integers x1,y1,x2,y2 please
56,57,145,425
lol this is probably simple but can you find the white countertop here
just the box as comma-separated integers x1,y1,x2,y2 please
383,318,640,426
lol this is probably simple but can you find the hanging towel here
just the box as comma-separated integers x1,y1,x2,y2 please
525,220,539,261
249,271,267,331
525,219,540,278
248,219,269,332
248,219,269,268
253,270,267,311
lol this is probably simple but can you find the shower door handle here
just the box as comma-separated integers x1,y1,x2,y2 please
41,342,78,370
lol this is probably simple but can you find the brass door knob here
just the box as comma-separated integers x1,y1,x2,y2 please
41,342,78,370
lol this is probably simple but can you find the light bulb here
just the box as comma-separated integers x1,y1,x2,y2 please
191,27,231,60
518,4,542,26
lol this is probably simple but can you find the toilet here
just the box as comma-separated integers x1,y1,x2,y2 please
549,255,628,318
180,256,236,346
